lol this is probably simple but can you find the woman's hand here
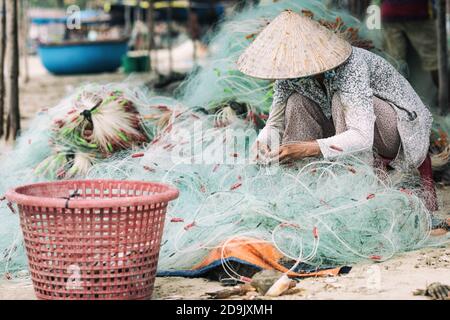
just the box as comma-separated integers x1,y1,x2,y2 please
270,141,321,164
252,140,272,164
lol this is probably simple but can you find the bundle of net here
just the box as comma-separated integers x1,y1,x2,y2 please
83,106,435,273
166,162,436,271
0,83,184,273
0,99,439,275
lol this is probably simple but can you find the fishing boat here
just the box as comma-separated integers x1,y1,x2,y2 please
38,39,128,75
30,8,129,75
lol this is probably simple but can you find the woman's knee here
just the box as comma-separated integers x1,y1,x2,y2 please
331,94,347,132
373,97,401,158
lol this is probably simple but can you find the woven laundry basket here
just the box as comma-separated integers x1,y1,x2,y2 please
6,180,179,300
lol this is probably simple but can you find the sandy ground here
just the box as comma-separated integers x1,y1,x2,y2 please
0,56,448,300
0,245,448,300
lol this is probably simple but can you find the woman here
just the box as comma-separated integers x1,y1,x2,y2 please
238,10,433,171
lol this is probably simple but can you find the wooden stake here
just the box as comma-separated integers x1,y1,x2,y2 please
135,0,143,23
0,0,6,138
187,0,197,65
20,0,29,83
125,4,131,35
167,0,173,74
147,0,156,72
5,0,20,141
437,0,449,115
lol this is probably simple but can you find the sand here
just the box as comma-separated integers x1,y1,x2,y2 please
0,56,448,300
0,245,448,300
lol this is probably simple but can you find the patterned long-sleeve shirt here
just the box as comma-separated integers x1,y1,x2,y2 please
259,47,433,170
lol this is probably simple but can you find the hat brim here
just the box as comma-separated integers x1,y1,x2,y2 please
237,11,353,80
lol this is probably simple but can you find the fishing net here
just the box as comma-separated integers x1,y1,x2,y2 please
0,0,447,277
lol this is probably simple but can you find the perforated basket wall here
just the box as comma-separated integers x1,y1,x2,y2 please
6,180,179,300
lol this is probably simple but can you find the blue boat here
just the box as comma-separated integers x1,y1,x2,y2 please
38,39,128,75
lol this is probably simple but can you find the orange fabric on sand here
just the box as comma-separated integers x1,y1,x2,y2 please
193,237,342,278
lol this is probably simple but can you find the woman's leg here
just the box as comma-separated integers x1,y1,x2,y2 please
372,97,402,159
282,93,334,144
331,94,401,158
332,94,438,211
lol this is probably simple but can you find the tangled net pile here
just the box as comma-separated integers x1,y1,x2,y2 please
0,0,446,277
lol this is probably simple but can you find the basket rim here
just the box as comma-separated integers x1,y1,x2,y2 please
5,179,179,209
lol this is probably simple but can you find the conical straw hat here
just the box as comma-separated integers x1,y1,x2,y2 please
237,10,353,80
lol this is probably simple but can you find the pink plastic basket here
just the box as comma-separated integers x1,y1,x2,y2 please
6,179,179,300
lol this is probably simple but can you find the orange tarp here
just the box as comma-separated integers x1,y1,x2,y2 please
193,237,343,278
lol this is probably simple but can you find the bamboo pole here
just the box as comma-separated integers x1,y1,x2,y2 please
20,0,29,83
125,4,131,35
147,0,157,72
0,0,6,138
187,0,197,65
5,0,20,141
147,0,155,48
437,0,449,115
135,0,142,23
167,0,173,74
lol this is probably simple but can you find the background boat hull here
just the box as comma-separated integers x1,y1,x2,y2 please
38,40,128,75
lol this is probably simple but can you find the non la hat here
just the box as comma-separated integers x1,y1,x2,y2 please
237,10,353,80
